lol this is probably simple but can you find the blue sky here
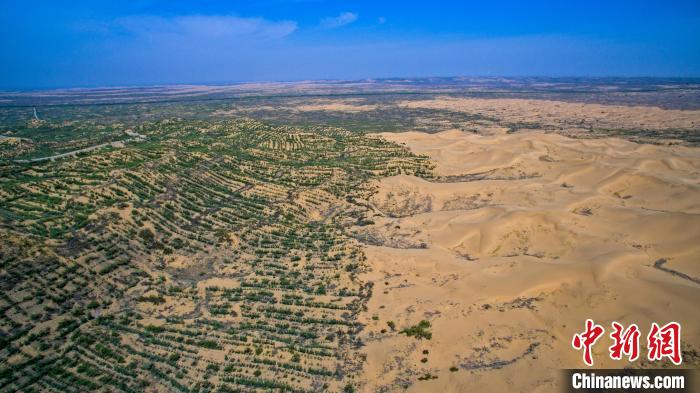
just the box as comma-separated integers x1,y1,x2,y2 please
1,0,699,89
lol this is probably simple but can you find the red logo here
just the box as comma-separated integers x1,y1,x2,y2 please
572,320,682,367
609,322,640,361
647,322,682,365
572,319,605,366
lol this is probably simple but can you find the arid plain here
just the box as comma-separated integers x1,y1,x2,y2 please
351,98,700,392
1,79,699,393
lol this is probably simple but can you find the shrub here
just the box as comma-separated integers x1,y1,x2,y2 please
400,320,432,340
138,228,155,246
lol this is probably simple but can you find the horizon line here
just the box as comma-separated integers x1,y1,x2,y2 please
3,75,700,93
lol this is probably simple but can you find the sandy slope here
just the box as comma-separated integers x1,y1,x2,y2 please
399,98,700,130
355,130,700,392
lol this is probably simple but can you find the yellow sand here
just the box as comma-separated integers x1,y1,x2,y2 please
399,97,700,130
357,130,700,392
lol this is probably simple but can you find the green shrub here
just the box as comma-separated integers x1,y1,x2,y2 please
400,320,432,340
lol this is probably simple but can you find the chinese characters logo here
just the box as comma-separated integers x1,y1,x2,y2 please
572,320,682,366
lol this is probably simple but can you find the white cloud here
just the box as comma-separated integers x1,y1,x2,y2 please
320,12,358,29
115,15,298,40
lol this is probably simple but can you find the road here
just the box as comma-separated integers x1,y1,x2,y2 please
12,132,146,164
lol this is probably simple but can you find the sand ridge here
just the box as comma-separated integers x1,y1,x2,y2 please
355,130,700,392
399,97,700,130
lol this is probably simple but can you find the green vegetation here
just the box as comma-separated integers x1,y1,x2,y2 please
400,320,433,340
1,79,698,391
0,117,432,392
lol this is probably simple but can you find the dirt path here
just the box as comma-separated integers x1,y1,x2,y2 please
12,132,146,163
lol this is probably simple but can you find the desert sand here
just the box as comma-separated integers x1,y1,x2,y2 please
399,97,700,130
355,129,700,392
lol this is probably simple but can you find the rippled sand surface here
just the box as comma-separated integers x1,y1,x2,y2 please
357,130,700,392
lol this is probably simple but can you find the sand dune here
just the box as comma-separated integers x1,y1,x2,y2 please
399,98,700,130
355,130,700,392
